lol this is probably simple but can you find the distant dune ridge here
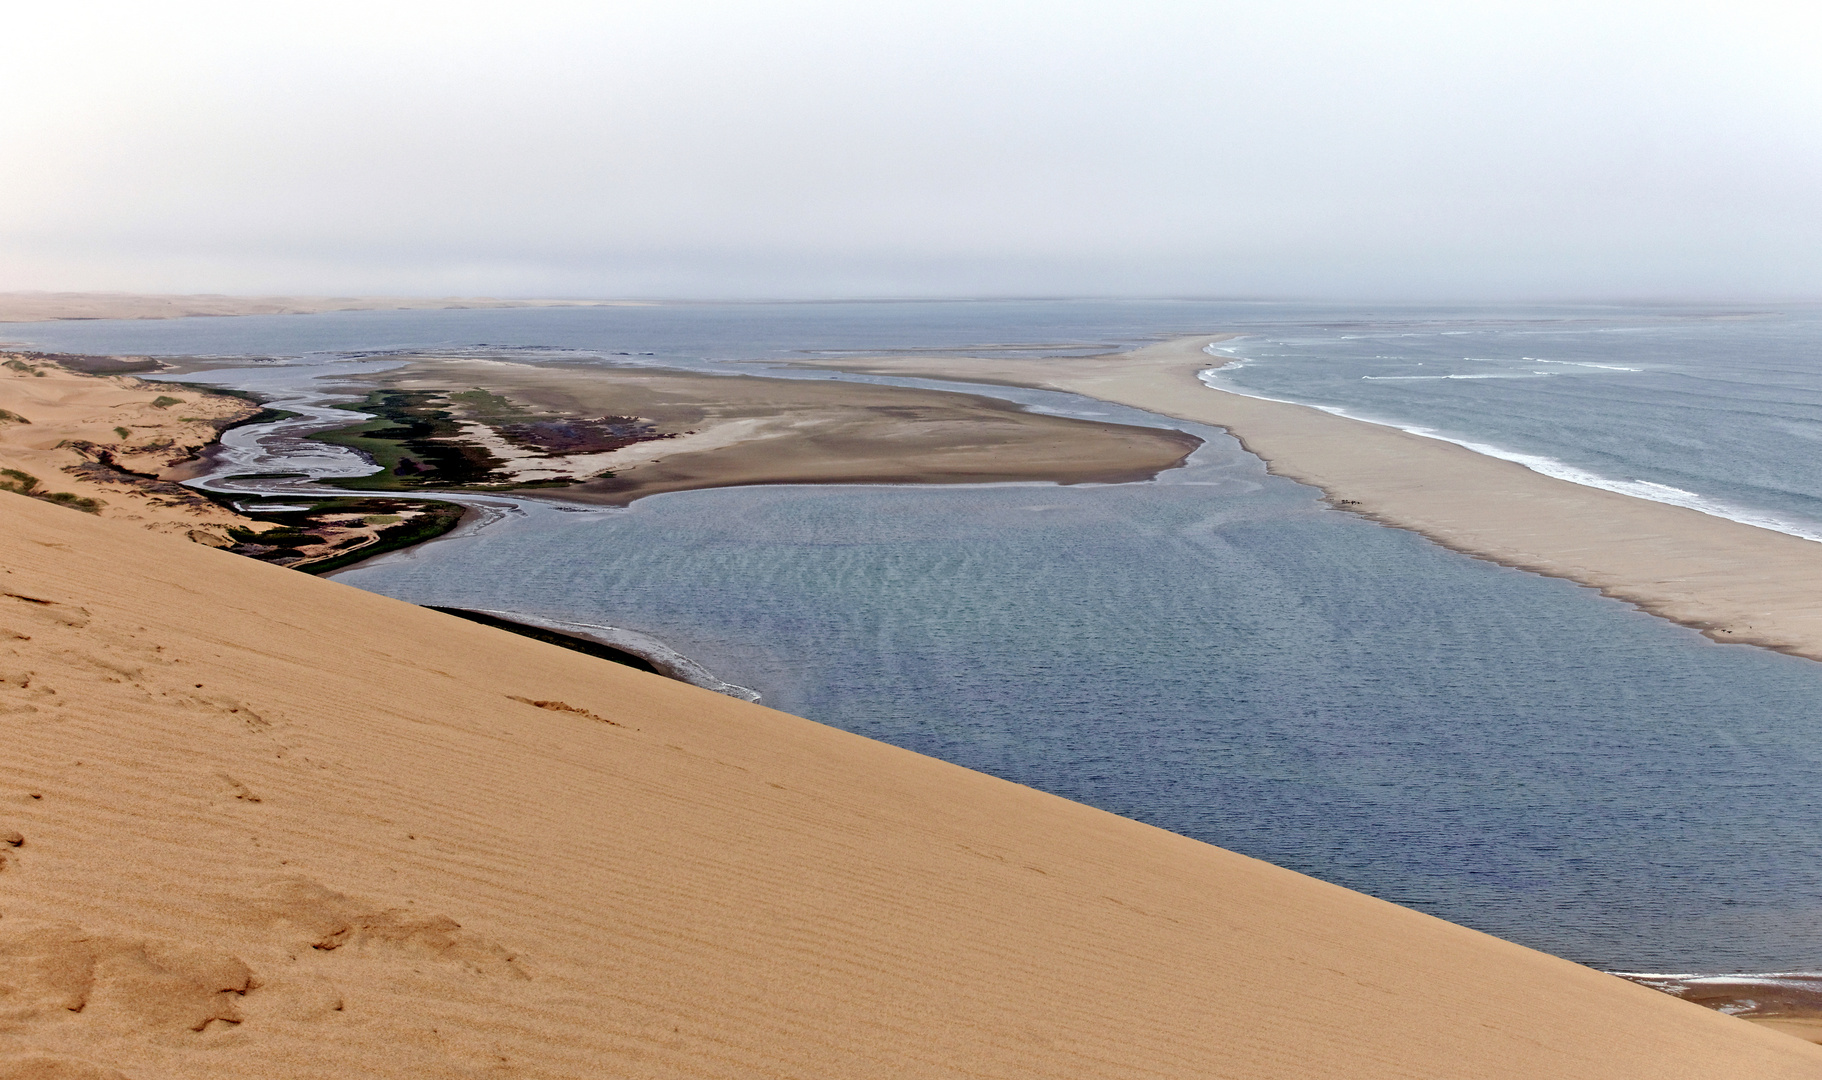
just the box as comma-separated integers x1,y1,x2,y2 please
4,492,1821,1077
0,293,650,323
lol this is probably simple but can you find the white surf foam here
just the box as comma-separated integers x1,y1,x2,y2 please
1196,348,1822,544
1527,358,1643,371
1361,373,1555,381
1612,971,1822,1016
1202,340,1254,372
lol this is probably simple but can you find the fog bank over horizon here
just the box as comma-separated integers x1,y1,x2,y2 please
4,1,1820,302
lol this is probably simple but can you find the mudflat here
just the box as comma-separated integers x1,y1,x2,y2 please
5,490,1821,1077
334,356,1203,503
792,335,1822,661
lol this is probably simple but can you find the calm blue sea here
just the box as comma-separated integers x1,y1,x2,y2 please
1205,306,1822,541
10,300,1822,972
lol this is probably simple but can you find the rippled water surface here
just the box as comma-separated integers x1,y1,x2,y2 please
335,441,1822,972
10,300,1822,971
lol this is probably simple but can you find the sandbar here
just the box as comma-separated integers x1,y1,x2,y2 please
332,356,1202,504
791,335,1822,661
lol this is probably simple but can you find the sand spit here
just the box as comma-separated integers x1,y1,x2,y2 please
0,353,262,544
792,335,1822,662
4,493,1820,1078
353,357,1201,503
0,293,648,323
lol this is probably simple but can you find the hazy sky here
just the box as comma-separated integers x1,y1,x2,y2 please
4,1,1820,299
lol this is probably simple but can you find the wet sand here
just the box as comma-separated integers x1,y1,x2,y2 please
792,335,1822,662
1618,973,1822,1046
357,356,1202,503
7,489,1821,1077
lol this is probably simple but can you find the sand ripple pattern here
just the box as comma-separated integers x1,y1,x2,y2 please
5,493,1822,1077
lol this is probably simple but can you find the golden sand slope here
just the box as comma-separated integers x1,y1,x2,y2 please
4,493,1819,1078
793,336,1822,661
0,356,259,544
0,294,645,323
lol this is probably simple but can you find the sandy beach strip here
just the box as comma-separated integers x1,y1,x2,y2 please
5,489,1821,1077
790,335,1822,661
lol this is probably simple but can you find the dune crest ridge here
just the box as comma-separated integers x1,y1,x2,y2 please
2,492,1818,1078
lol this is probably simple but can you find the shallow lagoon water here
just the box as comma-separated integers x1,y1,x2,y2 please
336,429,1822,973
12,301,1822,971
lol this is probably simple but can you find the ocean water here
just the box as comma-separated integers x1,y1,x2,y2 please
1205,305,1822,541
9,300,1822,972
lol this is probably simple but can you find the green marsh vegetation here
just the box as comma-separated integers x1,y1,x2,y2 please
224,495,466,574
1,468,39,494
38,491,104,512
1,468,103,513
312,389,509,490
308,387,599,492
309,386,650,492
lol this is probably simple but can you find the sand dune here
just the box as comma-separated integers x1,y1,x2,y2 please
0,355,260,544
791,336,1822,661
5,492,1820,1077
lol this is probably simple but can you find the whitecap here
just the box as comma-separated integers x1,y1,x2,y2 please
1361,373,1555,381
1530,358,1644,371
1196,365,1822,544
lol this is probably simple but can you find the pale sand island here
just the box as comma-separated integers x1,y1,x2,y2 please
341,356,1201,503
793,334,1822,662
7,492,1822,1078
